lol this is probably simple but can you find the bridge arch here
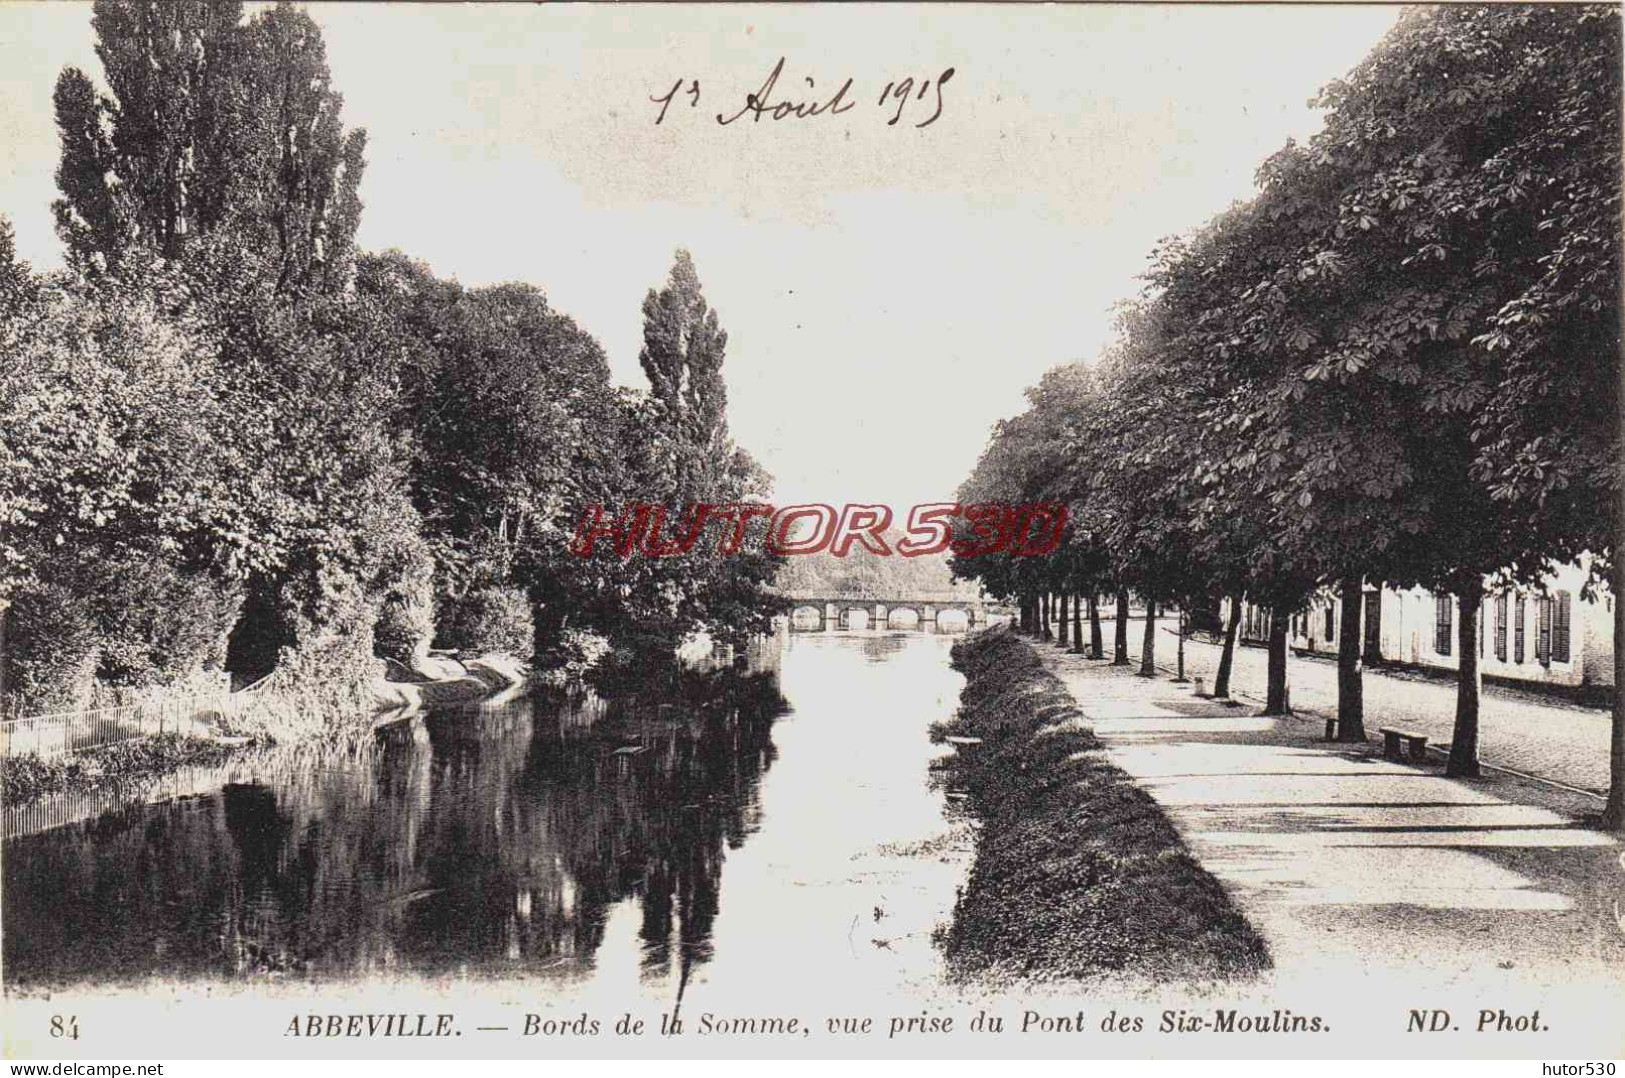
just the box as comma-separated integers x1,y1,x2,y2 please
779,593,988,632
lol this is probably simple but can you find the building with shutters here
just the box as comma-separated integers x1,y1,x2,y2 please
1237,556,1615,691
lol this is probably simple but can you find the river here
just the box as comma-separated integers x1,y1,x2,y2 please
2,629,975,1012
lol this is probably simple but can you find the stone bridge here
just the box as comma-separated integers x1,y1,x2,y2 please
775,591,990,631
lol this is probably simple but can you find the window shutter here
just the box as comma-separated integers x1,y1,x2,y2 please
1494,593,1507,663
1553,593,1571,663
1434,594,1452,657
1538,597,1552,664
1514,597,1525,664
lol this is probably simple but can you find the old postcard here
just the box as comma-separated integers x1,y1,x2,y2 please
1,0,1621,1064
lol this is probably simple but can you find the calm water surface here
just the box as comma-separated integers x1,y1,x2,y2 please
3,631,972,1007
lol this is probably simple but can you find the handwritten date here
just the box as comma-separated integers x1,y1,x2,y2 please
651,58,956,129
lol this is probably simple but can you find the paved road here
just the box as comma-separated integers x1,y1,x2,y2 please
1057,617,1612,795
1040,647,1623,995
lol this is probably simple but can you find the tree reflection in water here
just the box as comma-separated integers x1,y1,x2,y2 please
861,634,911,664
2,656,789,991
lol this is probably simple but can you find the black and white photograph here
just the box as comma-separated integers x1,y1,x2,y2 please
0,0,1620,1064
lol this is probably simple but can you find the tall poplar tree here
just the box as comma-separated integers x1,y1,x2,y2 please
52,0,365,293
639,249,731,483
631,250,781,648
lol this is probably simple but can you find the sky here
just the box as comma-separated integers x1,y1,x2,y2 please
0,3,1399,513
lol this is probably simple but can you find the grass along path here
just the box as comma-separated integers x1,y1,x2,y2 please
932,626,1271,986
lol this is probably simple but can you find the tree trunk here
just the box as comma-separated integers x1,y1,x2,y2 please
1599,520,1625,829
1607,495,1625,830
1447,581,1483,778
1175,604,1186,680
1214,591,1242,698
1071,591,1084,653
1113,590,1130,665
1336,576,1367,742
1088,593,1103,658
1018,593,1031,634
1056,593,1070,648
1041,592,1052,640
1606,309,1625,830
533,602,568,662
1138,598,1158,677
1263,607,1291,714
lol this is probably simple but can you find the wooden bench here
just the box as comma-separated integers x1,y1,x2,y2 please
1379,726,1430,763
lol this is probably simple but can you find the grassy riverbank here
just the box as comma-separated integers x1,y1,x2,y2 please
3,663,471,808
933,627,1270,986
1,651,544,807
1,734,247,805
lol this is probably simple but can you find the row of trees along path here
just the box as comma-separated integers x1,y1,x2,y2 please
948,6,1624,832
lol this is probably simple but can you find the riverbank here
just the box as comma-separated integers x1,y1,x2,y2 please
933,626,1271,986
0,734,244,806
1,653,528,807
370,653,526,714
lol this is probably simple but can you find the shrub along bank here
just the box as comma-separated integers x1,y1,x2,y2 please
0,734,243,805
934,626,1270,985
2,651,530,806
1,687,352,807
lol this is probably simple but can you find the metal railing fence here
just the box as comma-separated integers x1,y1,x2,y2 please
0,693,231,759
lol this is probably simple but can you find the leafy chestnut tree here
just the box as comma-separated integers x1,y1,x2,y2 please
1224,6,1615,780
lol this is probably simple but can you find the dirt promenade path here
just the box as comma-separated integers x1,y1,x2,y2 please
1035,644,1624,990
